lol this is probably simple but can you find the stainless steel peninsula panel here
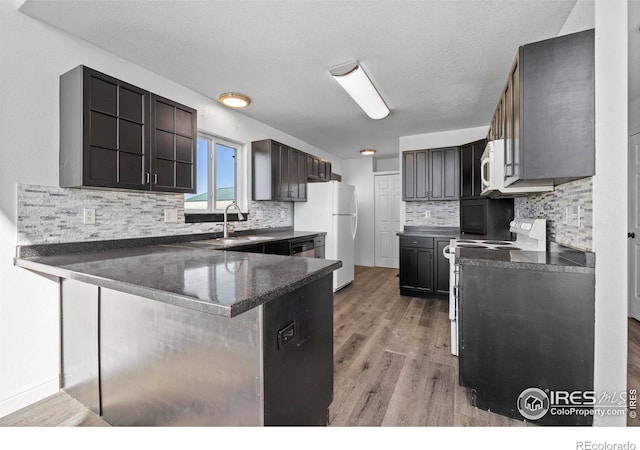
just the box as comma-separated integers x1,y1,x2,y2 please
61,279,100,415
100,288,263,426
59,274,334,426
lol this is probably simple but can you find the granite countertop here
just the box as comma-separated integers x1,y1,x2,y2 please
396,226,511,241
397,226,461,238
15,230,340,318
455,245,595,274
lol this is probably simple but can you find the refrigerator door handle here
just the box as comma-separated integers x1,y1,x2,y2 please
352,189,358,240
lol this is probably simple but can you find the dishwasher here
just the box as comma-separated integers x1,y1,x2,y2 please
291,239,315,258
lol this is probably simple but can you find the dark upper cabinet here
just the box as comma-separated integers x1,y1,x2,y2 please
402,147,459,201
307,154,332,182
252,139,307,202
488,29,594,187
460,139,487,199
150,94,196,193
60,66,149,190
59,65,197,194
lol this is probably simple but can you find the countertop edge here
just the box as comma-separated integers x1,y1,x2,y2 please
456,255,595,274
15,255,343,318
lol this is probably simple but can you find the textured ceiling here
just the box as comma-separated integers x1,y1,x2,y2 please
20,0,578,157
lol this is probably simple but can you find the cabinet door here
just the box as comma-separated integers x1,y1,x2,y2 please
287,149,305,201
415,151,428,199
399,248,417,289
402,152,415,200
150,95,196,193
277,144,290,200
296,150,307,200
430,147,460,201
471,140,486,198
435,239,451,295
307,155,318,181
460,144,473,199
83,68,149,190
415,249,433,293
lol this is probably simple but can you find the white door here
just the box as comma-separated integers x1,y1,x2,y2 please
374,173,401,268
629,133,640,321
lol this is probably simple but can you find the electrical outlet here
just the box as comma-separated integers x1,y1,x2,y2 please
164,208,178,223
424,210,431,219
565,205,581,227
255,210,264,220
280,210,286,219
83,208,95,225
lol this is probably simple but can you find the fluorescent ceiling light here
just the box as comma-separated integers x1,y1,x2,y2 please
219,92,251,108
330,62,390,120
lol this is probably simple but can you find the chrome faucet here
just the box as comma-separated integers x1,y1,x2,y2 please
223,202,245,238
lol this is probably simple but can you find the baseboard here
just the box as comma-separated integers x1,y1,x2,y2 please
0,377,60,418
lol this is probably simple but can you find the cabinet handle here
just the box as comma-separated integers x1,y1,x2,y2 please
145,173,150,184
154,174,158,184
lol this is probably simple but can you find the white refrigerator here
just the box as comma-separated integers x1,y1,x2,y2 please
294,181,357,292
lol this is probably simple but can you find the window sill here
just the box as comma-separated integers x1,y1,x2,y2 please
185,213,249,223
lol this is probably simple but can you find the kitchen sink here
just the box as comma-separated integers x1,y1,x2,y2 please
192,235,277,246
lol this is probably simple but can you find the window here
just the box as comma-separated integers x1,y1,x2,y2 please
185,133,246,214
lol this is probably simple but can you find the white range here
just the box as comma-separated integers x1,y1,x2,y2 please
443,218,547,356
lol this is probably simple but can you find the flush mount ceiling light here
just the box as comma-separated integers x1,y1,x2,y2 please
360,148,377,156
329,61,390,120
219,92,251,108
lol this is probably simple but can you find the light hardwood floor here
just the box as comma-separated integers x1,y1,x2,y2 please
1,265,638,427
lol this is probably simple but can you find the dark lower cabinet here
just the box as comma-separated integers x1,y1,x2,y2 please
434,238,450,295
400,235,453,297
60,65,197,193
459,263,594,425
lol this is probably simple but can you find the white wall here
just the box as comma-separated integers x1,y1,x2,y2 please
342,157,375,267
0,3,339,416
399,126,487,152
592,0,628,426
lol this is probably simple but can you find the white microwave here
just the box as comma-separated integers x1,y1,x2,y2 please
480,140,553,197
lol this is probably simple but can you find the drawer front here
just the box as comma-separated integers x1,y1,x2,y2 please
399,236,433,248
314,235,325,247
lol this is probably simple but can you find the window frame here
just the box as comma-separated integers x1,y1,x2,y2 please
184,132,247,216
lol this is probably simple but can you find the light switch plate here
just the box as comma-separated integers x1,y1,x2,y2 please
164,208,178,223
280,210,286,219
425,210,431,218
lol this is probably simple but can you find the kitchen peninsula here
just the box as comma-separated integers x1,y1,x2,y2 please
15,231,341,426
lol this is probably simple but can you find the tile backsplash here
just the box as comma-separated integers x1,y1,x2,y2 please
514,177,593,251
404,200,460,227
17,184,292,245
